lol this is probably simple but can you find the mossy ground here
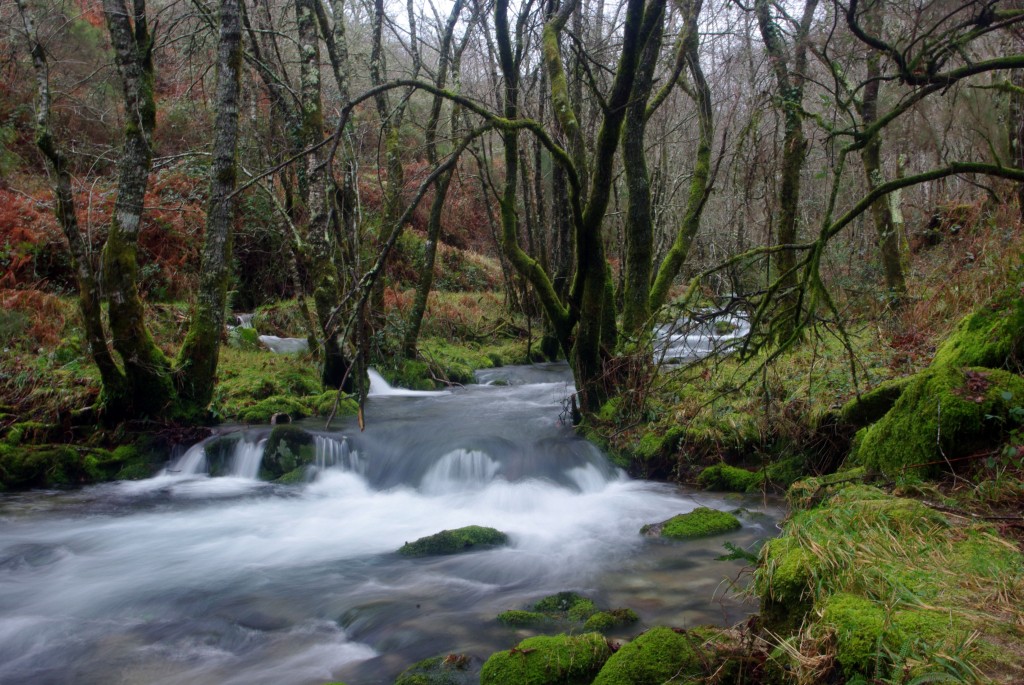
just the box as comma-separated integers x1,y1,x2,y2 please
590,329,894,483
755,482,1024,682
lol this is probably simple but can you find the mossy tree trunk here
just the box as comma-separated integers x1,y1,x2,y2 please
100,0,178,418
1011,67,1024,223
647,0,713,317
176,0,243,414
754,0,818,341
855,4,907,306
402,0,467,358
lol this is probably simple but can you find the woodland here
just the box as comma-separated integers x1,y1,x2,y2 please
1,0,1024,682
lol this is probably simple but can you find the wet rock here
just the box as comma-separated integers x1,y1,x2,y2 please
640,507,741,540
398,526,508,557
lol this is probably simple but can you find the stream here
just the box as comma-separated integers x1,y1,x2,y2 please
0,362,782,685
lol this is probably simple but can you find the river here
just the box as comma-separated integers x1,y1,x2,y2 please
0,362,781,685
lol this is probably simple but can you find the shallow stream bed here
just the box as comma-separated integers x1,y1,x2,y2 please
0,363,781,685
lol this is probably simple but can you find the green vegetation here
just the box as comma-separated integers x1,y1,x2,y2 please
754,482,1024,681
479,633,611,685
591,626,719,685
397,526,509,557
641,507,742,539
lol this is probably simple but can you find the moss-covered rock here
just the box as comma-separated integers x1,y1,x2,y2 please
853,366,1024,477
930,289,1024,370
398,526,509,557
839,376,914,427
582,608,639,634
696,463,763,492
533,592,594,618
641,507,741,540
591,626,715,685
394,654,475,685
0,443,94,490
261,425,315,480
479,633,611,685
497,610,552,628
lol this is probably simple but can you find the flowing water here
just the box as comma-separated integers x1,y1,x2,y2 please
0,363,782,685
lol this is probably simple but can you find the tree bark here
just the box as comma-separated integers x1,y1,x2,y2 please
176,0,243,413
754,0,818,340
101,0,174,417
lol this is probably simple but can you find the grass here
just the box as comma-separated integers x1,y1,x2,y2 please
756,482,1024,683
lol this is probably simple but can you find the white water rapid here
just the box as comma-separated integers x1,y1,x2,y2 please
0,363,781,685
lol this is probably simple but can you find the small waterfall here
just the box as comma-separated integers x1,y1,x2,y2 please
367,369,448,397
235,313,254,328
420,449,501,494
167,443,207,475
314,435,364,474
230,439,267,479
258,335,309,354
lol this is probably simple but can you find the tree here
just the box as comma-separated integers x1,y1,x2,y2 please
17,0,243,421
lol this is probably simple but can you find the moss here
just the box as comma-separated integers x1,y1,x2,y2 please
497,610,551,628
309,391,358,417
853,366,1024,477
394,654,474,685
786,467,868,509
633,426,686,462
696,463,763,492
820,593,973,678
839,376,914,427
261,425,315,480
479,632,611,685
0,443,94,489
236,395,310,424
819,593,887,673
754,534,817,630
596,398,621,423
582,608,639,634
3,421,59,446
398,525,509,557
533,592,590,615
930,290,1024,370
591,626,711,685
642,507,741,540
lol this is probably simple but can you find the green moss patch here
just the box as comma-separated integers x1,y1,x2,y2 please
398,525,508,557
839,376,914,427
582,608,639,634
641,507,742,540
696,463,763,492
853,366,1024,477
497,610,552,628
930,289,1024,370
591,626,716,685
479,632,610,685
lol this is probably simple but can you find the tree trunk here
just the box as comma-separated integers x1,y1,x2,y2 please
101,0,174,418
856,4,906,306
176,0,243,414
754,0,818,340
648,0,712,315
16,0,127,409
